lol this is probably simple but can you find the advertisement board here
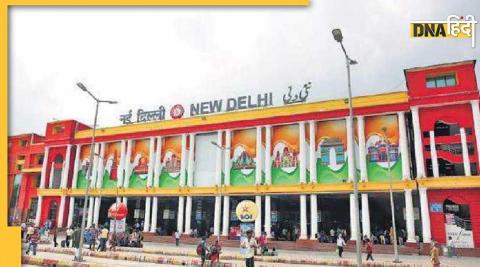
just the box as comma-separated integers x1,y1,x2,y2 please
230,128,257,186
159,136,182,188
102,141,122,189
271,124,300,184
315,120,348,183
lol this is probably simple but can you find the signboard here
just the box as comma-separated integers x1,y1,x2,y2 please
109,219,126,233
235,200,258,223
108,202,128,220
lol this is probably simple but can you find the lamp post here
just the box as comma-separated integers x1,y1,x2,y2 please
211,141,230,243
75,82,117,261
382,127,401,263
331,28,362,267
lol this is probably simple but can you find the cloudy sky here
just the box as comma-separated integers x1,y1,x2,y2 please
9,1,480,135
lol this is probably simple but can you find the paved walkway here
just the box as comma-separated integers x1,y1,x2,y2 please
28,239,478,267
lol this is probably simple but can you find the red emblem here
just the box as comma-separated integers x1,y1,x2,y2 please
170,104,184,119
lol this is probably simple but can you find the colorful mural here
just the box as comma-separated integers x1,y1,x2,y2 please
159,136,182,188
365,114,402,181
230,128,256,186
128,139,149,188
315,120,348,183
271,124,300,184
102,142,121,189
77,145,91,189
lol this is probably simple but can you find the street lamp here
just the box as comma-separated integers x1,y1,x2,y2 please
331,28,362,267
382,127,401,263
75,82,117,262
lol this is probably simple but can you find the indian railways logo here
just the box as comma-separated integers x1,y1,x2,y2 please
170,104,185,119
235,200,258,223
410,15,477,47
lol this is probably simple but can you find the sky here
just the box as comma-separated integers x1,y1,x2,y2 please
9,1,480,135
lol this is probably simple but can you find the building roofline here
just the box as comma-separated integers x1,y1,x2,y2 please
404,59,476,73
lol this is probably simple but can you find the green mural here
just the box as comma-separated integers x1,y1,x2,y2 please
367,158,402,182
76,170,88,188
230,167,255,186
129,173,147,188
159,170,179,188
316,160,348,184
271,164,300,185
102,170,117,189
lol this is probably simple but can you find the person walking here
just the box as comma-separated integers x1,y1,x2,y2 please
241,230,257,267
330,228,335,243
259,231,268,255
98,226,109,251
209,239,222,267
51,226,58,247
21,222,26,241
447,236,457,257
430,241,441,267
26,223,34,243
175,230,180,247
65,226,73,247
25,228,40,256
365,238,374,261
197,236,210,267
336,234,346,258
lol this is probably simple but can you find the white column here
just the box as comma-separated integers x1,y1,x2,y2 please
470,100,480,168
214,196,221,236
48,162,54,189
361,194,371,238
309,194,318,240
91,143,100,189
299,122,307,183
404,189,416,243
143,197,151,232
150,137,162,233
118,140,126,188
346,117,355,182
429,131,439,177
255,126,262,185
264,126,272,238
35,196,43,226
91,143,101,226
123,140,133,188
184,134,195,235
39,147,49,189
93,197,101,226
213,131,223,236
460,127,472,176
87,196,94,228
255,195,262,237
308,121,317,183
143,137,155,232
299,194,308,239
222,130,231,237
93,143,104,226
349,193,359,241
419,187,431,243
398,112,411,180
357,116,368,181
177,196,185,234
67,145,80,228
58,145,72,228
411,107,426,178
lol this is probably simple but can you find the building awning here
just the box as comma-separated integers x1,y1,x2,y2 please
21,167,42,173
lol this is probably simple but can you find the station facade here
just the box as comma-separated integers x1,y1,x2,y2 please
8,59,480,248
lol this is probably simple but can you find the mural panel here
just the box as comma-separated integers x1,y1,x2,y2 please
159,136,182,188
315,120,348,183
230,128,256,186
271,124,300,185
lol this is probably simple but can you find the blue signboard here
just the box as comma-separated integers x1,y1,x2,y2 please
430,203,443,213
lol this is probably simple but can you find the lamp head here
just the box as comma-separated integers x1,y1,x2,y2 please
332,28,343,43
76,82,87,91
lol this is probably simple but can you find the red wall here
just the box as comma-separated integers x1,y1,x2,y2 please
428,189,480,247
39,196,61,226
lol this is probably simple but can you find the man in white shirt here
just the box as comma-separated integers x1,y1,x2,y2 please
66,227,74,247
175,231,180,247
241,230,257,267
336,234,346,258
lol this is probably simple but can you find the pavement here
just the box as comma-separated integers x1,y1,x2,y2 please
20,235,479,267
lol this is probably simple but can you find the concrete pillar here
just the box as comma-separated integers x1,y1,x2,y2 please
299,194,308,239
58,145,72,228
150,197,158,233
93,197,101,226
67,145,80,228
117,140,126,188
411,107,426,178
214,196,221,236
184,134,195,235
419,187,431,243
48,162,54,189
123,140,133,189
150,137,162,233
39,147,49,189
310,194,318,240
143,197,151,232
404,189,416,243
255,195,262,237
35,196,43,226
255,126,262,185
309,121,318,240
184,197,192,235
299,121,306,183
357,116,368,181
350,193,359,241
265,195,271,238
177,196,185,234
429,131,439,178
87,196,94,228
67,197,75,228
222,130,231,237
460,127,472,176
361,194,371,238
398,112,411,180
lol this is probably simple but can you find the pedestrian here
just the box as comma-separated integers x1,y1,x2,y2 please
197,236,209,267
26,227,40,256
175,230,180,246
241,230,257,267
447,236,457,258
336,234,346,258
259,231,268,255
26,223,34,242
330,228,335,243
365,238,374,261
98,226,109,251
51,226,58,247
209,239,222,267
21,222,26,241
66,226,74,247
430,241,440,267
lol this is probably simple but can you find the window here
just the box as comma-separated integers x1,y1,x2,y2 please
16,164,22,171
426,74,457,88
17,155,25,161
37,155,44,165
33,174,41,188
19,140,28,147
52,125,65,135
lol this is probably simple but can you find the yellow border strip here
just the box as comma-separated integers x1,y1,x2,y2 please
38,180,417,197
75,91,408,139
21,167,42,173
417,176,480,189
8,0,308,5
